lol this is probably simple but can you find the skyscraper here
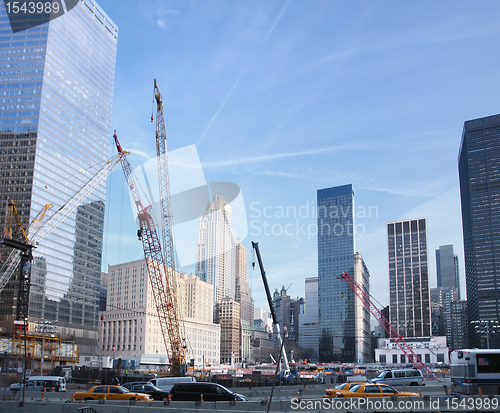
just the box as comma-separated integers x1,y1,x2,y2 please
436,244,460,297
317,184,356,363
195,195,236,307
299,277,319,361
235,243,254,324
458,113,500,349
387,218,431,338
0,1,118,354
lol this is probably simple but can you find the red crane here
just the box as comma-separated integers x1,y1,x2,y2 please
337,272,437,380
153,79,185,370
113,131,184,374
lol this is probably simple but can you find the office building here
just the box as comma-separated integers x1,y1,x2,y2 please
0,0,117,354
375,336,449,365
387,218,431,338
235,243,254,324
195,195,236,307
215,297,240,364
99,260,220,367
353,253,371,364
317,184,356,363
458,114,500,349
299,277,319,360
430,287,459,349
436,245,460,298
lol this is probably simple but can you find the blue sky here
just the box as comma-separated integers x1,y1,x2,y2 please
98,0,500,312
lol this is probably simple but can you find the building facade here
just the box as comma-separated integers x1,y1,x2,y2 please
235,243,254,324
0,0,117,355
299,277,319,361
195,195,236,307
387,218,431,338
317,184,355,363
458,114,500,349
353,253,371,364
436,245,460,297
98,260,220,367
375,336,449,365
215,297,240,364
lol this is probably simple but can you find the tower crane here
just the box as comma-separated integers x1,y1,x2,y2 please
337,272,437,380
0,152,125,304
153,79,185,371
113,131,185,375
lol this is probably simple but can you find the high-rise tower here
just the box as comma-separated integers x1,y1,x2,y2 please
458,113,500,349
317,184,356,362
387,218,431,338
436,244,460,297
0,1,118,354
195,195,236,307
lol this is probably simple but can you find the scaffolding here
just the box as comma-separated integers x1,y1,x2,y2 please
0,332,77,372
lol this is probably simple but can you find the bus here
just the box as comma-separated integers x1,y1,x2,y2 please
450,349,500,395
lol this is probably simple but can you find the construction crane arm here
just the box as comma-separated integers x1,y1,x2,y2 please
337,272,437,380
0,153,123,295
251,241,290,375
154,80,185,372
113,130,185,375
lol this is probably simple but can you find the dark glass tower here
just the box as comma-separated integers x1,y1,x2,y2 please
317,184,355,363
0,1,118,354
387,218,431,338
458,114,500,349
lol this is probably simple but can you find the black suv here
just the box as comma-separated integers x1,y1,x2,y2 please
169,382,248,402
122,382,170,401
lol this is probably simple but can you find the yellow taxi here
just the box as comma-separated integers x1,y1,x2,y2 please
323,382,368,398
334,383,420,398
73,385,153,401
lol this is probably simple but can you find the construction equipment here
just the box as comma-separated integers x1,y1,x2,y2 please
153,79,185,372
251,241,291,377
113,131,184,375
337,272,437,380
0,153,124,300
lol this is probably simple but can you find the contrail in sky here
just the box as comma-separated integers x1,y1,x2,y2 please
197,0,291,147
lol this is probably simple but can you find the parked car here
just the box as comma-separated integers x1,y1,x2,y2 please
122,382,169,400
334,383,420,398
10,376,66,392
73,385,152,401
149,376,196,392
169,382,248,401
372,368,424,386
323,382,367,398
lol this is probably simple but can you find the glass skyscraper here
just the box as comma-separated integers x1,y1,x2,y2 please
0,1,117,354
317,184,355,363
387,218,431,338
458,114,500,349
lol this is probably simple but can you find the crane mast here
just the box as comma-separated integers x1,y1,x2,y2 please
113,131,184,374
337,272,437,380
154,80,184,372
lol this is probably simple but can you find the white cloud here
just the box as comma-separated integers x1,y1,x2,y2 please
157,20,167,29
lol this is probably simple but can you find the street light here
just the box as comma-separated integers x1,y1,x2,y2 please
470,320,500,349
34,320,57,375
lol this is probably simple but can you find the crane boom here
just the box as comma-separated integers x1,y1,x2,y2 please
337,272,437,380
251,241,290,375
154,80,184,372
113,131,184,374
0,154,123,294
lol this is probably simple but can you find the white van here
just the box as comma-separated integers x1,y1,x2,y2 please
149,376,196,392
24,376,67,392
372,369,423,386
